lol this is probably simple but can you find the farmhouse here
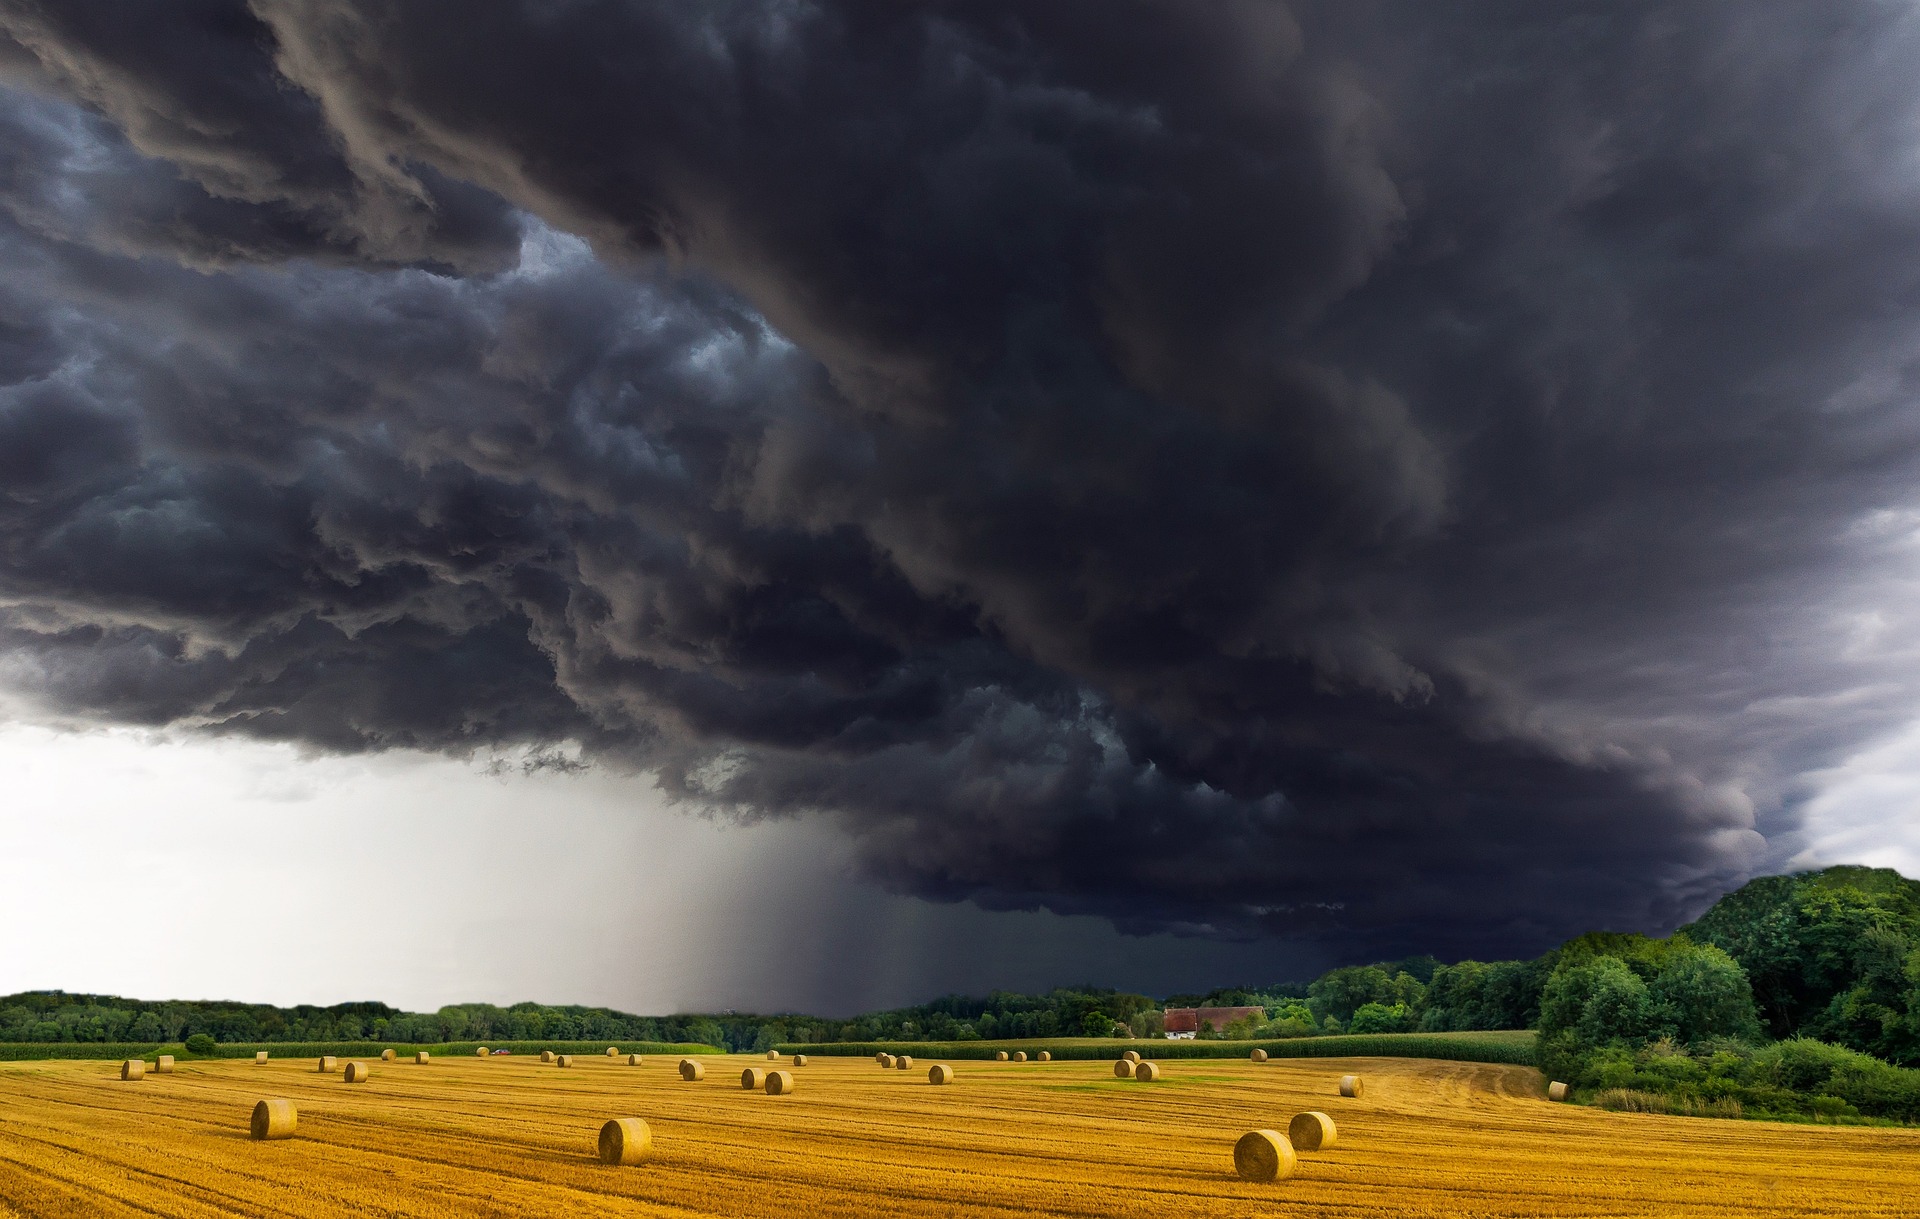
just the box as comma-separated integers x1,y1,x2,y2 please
1161,1005,1264,1037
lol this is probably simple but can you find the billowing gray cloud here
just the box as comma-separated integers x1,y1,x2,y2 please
4,0,1920,966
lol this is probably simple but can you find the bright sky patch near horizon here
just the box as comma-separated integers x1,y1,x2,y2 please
0,723,1334,1013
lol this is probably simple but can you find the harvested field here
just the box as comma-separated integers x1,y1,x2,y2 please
0,1054,1914,1217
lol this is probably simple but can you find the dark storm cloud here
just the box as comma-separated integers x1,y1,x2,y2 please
4,0,1920,961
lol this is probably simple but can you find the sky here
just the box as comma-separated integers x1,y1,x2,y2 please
4,1,1920,1016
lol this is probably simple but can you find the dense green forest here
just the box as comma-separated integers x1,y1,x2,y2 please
9,865,1920,1120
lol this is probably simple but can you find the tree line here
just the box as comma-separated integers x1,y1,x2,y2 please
8,865,1919,1119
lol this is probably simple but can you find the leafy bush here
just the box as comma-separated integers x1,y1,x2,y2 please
183,1033,216,1055
1349,1002,1415,1034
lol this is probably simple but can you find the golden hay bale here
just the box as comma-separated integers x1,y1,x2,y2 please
1250,1049,1269,1063
1037,1051,1051,1062
1113,1059,1135,1079
878,1053,896,1068
1122,1050,1140,1064
1548,1080,1570,1102
766,1070,796,1095
896,1055,914,1070
1339,1074,1363,1098
255,1051,269,1064
415,1051,431,1064
540,1050,556,1064
476,1047,489,1057
1012,1051,1027,1062
316,1056,337,1073
557,1054,574,1068
607,1047,620,1058
766,1050,781,1061
679,1059,705,1081
1288,1110,1337,1151
597,1117,652,1166
741,1067,768,1090
344,1062,371,1084
996,1051,1009,1062
120,1059,145,1081
250,1098,297,1141
1233,1129,1297,1182
875,1052,890,1065
381,1049,396,1061
627,1054,644,1066
793,1054,808,1067
154,1055,175,1074
1134,1061,1162,1082
928,1064,955,1085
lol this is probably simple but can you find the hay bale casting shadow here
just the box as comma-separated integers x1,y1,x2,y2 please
1288,1111,1336,1151
597,1118,651,1165
250,1099,297,1140
1233,1129,1296,1182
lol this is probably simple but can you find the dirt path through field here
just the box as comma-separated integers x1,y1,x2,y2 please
0,1054,1913,1217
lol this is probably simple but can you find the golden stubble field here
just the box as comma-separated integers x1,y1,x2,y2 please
0,1052,1916,1218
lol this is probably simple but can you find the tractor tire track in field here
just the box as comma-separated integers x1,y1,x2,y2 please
1,1053,1916,1217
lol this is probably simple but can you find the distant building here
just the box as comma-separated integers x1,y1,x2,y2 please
1162,1006,1264,1037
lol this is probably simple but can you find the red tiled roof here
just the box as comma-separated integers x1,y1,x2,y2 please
1162,1005,1264,1033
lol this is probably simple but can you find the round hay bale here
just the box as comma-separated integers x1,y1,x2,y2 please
556,1055,574,1068
380,1049,396,1061
1233,1129,1297,1182
1250,1048,1269,1063
540,1050,556,1064
1012,1051,1027,1062
255,1051,269,1064
895,1055,914,1070
476,1047,490,1058
415,1051,431,1065
250,1098,297,1141
1548,1080,1570,1102
1288,1110,1337,1151
1122,1050,1140,1064
1338,1074,1363,1098
154,1055,175,1074
627,1054,643,1066
766,1070,796,1095
344,1062,371,1084
875,1052,890,1065
995,1051,1009,1062
928,1064,954,1085
1134,1061,1162,1082
878,1053,896,1069
793,1054,808,1067
607,1047,620,1058
678,1059,705,1081
1113,1058,1135,1079
597,1117,651,1166
120,1059,145,1081
766,1050,781,1061
741,1067,768,1090
316,1056,337,1073
1037,1051,1051,1062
